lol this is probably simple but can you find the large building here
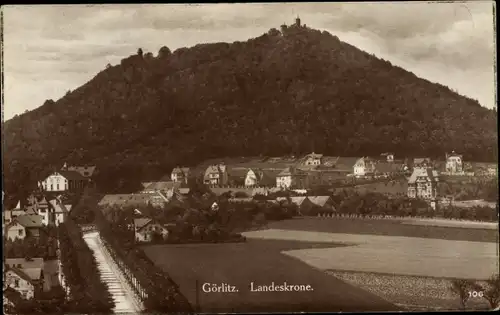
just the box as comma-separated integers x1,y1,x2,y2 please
407,167,439,208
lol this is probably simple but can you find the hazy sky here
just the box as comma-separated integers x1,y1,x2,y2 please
2,2,496,120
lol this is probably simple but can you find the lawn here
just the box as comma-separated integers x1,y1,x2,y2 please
142,239,400,313
266,217,498,243
242,229,498,280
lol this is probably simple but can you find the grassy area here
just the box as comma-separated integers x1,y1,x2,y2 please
243,229,497,279
142,239,400,313
266,217,498,243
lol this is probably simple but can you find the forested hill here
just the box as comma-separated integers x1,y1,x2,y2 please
3,23,497,195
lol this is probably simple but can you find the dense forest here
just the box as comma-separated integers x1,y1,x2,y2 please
3,22,497,195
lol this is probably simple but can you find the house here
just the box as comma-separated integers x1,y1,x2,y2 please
407,168,439,203
3,202,25,227
4,258,44,300
203,163,228,186
308,196,337,211
171,167,190,184
62,162,96,178
302,152,323,166
276,196,308,208
445,151,464,174
353,157,377,177
133,218,169,243
276,167,308,189
39,170,89,192
226,167,248,186
380,153,395,162
4,215,44,241
245,169,281,187
299,196,336,215
48,199,71,226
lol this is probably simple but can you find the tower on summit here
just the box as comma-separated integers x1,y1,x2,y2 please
295,15,301,27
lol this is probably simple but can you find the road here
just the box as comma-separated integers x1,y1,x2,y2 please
83,231,142,314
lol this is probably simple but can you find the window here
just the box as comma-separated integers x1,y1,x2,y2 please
18,230,23,236
57,184,60,191
50,184,53,191
14,279,19,287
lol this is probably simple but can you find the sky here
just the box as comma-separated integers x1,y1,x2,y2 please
1,2,496,120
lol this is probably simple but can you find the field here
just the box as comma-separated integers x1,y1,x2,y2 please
143,217,498,312
142,239,400,313
267,217,498,242
243,229,498,279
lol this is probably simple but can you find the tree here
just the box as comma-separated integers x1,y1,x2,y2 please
137,48,143,57
158,46,172,59
449,279,475,310
477,274,500,309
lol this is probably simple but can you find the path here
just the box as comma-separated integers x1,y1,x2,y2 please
83,231,142,314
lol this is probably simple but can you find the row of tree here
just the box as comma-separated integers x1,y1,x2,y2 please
94,207,193,312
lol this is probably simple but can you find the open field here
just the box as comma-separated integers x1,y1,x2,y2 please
328,271,491,311
143,239,400,313
267,217,498,242
402,218,498,230
450,199,497,209
242,229,498,280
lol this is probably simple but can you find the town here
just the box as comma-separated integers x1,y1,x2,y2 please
3,150,498,313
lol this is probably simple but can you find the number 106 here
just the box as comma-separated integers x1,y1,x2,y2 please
468,291,484,298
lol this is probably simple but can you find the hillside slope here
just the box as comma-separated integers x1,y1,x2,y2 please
3,23,497,195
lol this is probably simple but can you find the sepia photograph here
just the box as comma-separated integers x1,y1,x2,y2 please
1,2,498,314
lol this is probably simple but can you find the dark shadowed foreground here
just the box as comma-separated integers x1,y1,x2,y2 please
142,239,400,312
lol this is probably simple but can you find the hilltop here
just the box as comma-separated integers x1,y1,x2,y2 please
3,21,497,195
